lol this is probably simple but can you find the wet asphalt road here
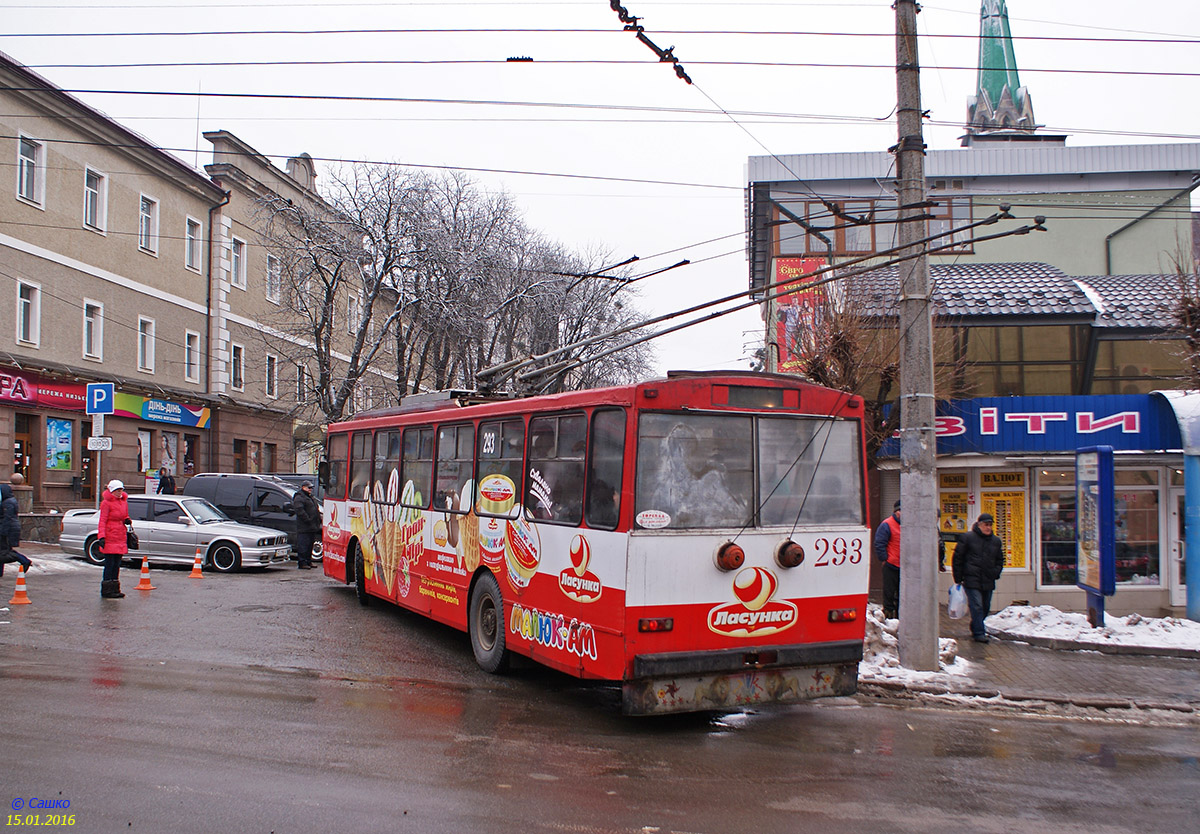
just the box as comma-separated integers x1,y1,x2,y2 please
1,553,1197,834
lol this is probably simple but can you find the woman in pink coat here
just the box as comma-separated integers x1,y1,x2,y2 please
97,479,131,599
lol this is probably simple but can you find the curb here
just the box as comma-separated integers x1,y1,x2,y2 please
858,679,1198,715
990,629,1200,659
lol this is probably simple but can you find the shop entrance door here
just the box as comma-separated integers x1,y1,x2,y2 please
1168,488,1187,608
13,413,32,484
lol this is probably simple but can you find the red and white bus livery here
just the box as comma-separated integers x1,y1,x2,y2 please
320,371,870,715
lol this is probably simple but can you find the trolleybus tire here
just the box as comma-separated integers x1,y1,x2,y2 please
354,544,370,607
469,572,510,674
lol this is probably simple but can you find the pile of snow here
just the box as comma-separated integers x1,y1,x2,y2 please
987,605,1200,650
860,604,971,684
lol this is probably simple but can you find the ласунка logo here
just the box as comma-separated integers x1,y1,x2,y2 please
707,566,798,638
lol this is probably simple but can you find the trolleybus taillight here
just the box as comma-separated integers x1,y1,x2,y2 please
638,617,674,633
715,541,745,571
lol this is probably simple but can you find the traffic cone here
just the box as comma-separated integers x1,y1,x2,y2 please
135,554,156,591
188,546,204,579
8,566,31,605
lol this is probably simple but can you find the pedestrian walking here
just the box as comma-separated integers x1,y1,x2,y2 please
156,466,176,495
98,479,132,598
874,500,902,619
0,482,32,577
293,480,322,570
952,512,1005,642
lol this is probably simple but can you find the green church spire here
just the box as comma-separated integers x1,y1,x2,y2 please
966,0,1038,135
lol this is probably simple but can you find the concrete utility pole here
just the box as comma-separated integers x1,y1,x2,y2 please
893,0,939,670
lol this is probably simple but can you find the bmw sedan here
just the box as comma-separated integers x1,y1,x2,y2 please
59,494,293,573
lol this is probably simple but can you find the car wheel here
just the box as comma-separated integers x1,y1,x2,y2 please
84,536,105,566
354,544,369,607
469,572,510,674
311,540,323,562
209,543,241,573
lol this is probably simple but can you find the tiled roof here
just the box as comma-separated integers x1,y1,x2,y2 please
845,262,1096,320
1074,274,1180,330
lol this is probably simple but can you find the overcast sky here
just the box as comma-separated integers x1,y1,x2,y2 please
4,0,1198,375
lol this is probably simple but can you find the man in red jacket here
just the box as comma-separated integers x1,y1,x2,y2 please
874,500,901,619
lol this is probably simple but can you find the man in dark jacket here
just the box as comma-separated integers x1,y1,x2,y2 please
294,481,322,570
0,482,32,577
952,512,1005,642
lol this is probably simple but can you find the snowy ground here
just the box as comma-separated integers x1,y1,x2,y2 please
859,601,1200,688
987,604,1200,650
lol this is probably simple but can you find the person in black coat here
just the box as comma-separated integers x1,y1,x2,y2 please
952,512,1005,643
0,482,32,576
293,481,322,570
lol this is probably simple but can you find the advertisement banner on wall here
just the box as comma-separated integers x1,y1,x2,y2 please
773,257,827,372
0,367,209,428
46,418,72,470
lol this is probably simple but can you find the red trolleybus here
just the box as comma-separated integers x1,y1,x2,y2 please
320,371,870,715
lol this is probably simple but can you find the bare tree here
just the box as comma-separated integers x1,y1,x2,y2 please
254,164,655,423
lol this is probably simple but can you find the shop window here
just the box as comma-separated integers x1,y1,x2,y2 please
249,441,262,473
1115,488,1159,585
183,434,198,475
262,443,276,474
233,439,247,473
1039,484,1077,586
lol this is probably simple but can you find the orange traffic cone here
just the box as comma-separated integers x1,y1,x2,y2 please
135,554,156,591
8,566,31,605
189,546,204,579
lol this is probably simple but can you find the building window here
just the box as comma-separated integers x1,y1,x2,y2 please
927,197,973,253
231,238,247,288
1038,469,1162,588
185,218,202,271
265,255,281,303
348,293,362,334
184,330,200,383
83,301,103,359
233,438,247,473
296,364,309,403
231,343,244,390
265,354,278,398
17,136,43,206
83,168,106,231
138,317,155,371
139,195,158,253
17,281,41,346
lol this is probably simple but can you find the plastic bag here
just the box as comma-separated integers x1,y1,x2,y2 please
947,583,968,619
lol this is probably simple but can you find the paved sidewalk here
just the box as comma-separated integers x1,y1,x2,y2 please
863,607,1200,715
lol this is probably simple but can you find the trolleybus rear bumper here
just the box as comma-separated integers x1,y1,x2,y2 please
623,640,863,715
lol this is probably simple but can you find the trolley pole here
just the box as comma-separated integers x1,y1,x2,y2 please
894,0,939,670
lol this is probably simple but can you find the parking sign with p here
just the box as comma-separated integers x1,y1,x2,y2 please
86,382,115,415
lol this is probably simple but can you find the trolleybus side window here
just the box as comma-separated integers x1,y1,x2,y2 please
401,427,434,508
635,413,753,529
525,413,586,524
758,417,863,526
585,408,626,530
435,424,474,513
326,433,348,500
349,431,372,501
476,418,524,519
373,430,402,502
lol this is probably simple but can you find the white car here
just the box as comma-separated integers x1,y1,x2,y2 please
59,494,293,573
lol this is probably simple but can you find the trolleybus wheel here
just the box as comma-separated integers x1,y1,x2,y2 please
469,573,510,674
354,544,370,607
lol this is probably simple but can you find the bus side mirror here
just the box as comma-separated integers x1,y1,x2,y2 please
317,459,330,489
